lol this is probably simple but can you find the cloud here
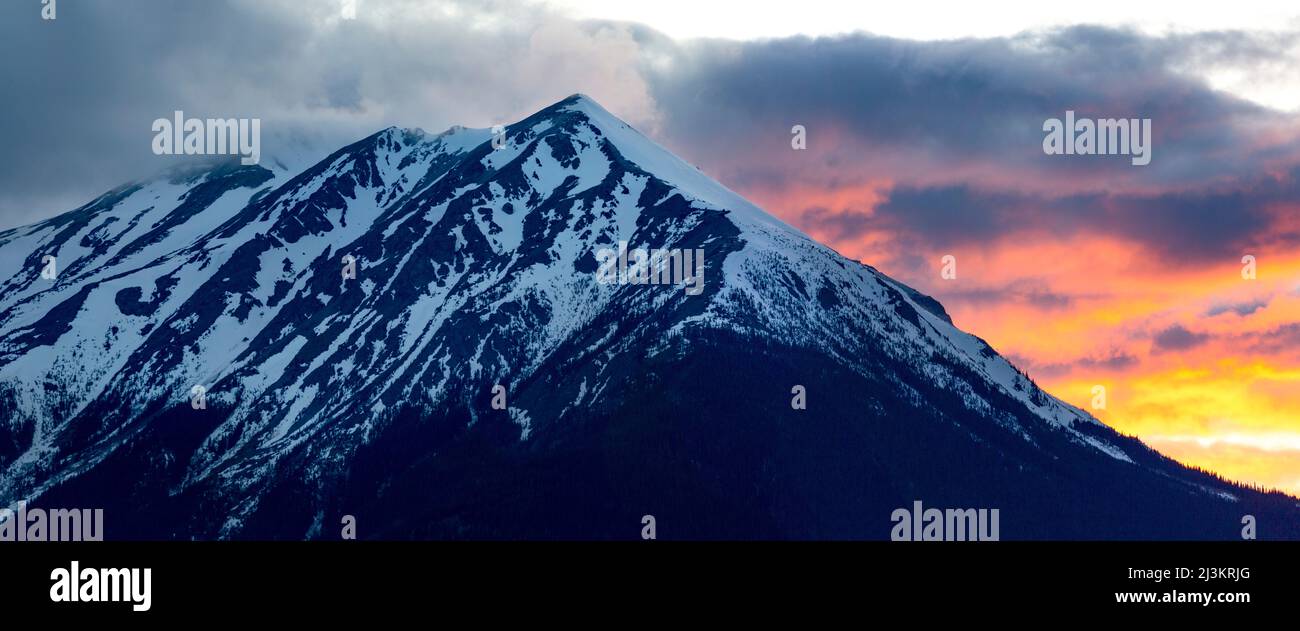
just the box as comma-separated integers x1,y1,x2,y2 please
0,0,660,229
865,169,1300,265
1009,350,1140,379
1206,298,1270,317
930,278,1085,310
637,25,1300,268
1145,436,1300,496
1246,322,1300,357
795,206,876,243
1152,324,1211,353
646,26,1300,196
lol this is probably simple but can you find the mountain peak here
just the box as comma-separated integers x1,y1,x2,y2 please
519,93,626,132
2,93,1295,541
559,92,600,108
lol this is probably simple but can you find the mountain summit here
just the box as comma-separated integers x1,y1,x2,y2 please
1,94,1295,539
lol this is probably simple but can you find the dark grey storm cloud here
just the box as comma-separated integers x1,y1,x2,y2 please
0,0,660,229
869,166,1300,263
644,26,1300,191
637,21,1300,271
1,0,310,225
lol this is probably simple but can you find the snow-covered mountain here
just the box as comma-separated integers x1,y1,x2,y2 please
1,94,1295,539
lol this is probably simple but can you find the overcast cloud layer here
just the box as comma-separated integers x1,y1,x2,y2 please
2,1,1297,230
0,0,662,227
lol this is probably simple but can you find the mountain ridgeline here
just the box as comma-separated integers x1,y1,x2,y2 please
0,95,1295,540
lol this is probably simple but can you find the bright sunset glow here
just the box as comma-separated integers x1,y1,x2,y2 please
765,202,1300,496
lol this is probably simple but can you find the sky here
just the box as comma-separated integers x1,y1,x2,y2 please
2,0,1298,495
